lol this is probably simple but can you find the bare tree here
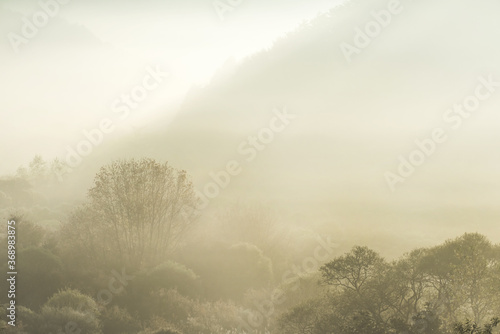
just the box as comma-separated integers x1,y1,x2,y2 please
65,158,197,268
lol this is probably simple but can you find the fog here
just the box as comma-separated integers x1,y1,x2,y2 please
0,0,339,172
1,0,500,333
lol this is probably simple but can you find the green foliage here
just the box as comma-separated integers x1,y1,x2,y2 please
341,310,387,334
39,306,101,334
318,246,390,331
266,271,324,309
138,316,184,334
3,157,500,334
277,298,324,334
154,289,196,327
116,261,199,322
139,328,183,334
419,233,499,328
454,317,500,334
8,217,47,250
316,235,500,333
24,289,103,334
14,306,42,333
407,309,442,334
15,247,63,309
44,288,99,315
152,330,183,334
147,261,199,295
101,305,141,334
276,296,389,334
186,299,246,334
178,242,273,300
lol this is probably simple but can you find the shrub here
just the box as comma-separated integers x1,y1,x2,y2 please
44,288,99,315
39,306,101,334
101,305,141,334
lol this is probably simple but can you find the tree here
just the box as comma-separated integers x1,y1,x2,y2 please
101,306,141,334
139,327,182,334
152,330,182,334
420,233,499,328
43,288,99,314
18,289,101,334
28,155,48,182
277,298,323,334
15,247,63,309
385,249,429,325
116,261,199,322
407,305,443,334
451,234,498,324
62,158,198,268
320,246,385,294
320,246,389,324
177,242,273,301
454,317,500,334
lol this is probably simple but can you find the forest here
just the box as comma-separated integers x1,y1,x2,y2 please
0,157,498,334
2,0,500,333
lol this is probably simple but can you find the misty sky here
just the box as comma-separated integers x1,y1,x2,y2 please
0,0,344,174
